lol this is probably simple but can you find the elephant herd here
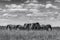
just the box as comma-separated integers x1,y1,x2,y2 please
0,22,52,31
23,22,52,31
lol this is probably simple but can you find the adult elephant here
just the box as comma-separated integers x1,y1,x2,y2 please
16,25,25,30
31,22,41,30
6,24,12,30
24,23,32,30
46,24,52,31
41,24,52,31
6,24,18,30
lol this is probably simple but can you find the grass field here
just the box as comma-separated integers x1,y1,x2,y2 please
0,29,59,40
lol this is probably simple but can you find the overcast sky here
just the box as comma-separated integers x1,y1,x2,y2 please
0,0,60,26
0,0,55,3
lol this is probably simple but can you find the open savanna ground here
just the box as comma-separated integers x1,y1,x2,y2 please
0,29,59,40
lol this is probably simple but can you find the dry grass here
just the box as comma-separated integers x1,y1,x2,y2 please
0,30,59,40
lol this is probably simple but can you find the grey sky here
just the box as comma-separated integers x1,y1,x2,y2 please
0,0,60,26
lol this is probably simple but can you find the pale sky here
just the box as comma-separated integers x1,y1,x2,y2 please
0,0,60,27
